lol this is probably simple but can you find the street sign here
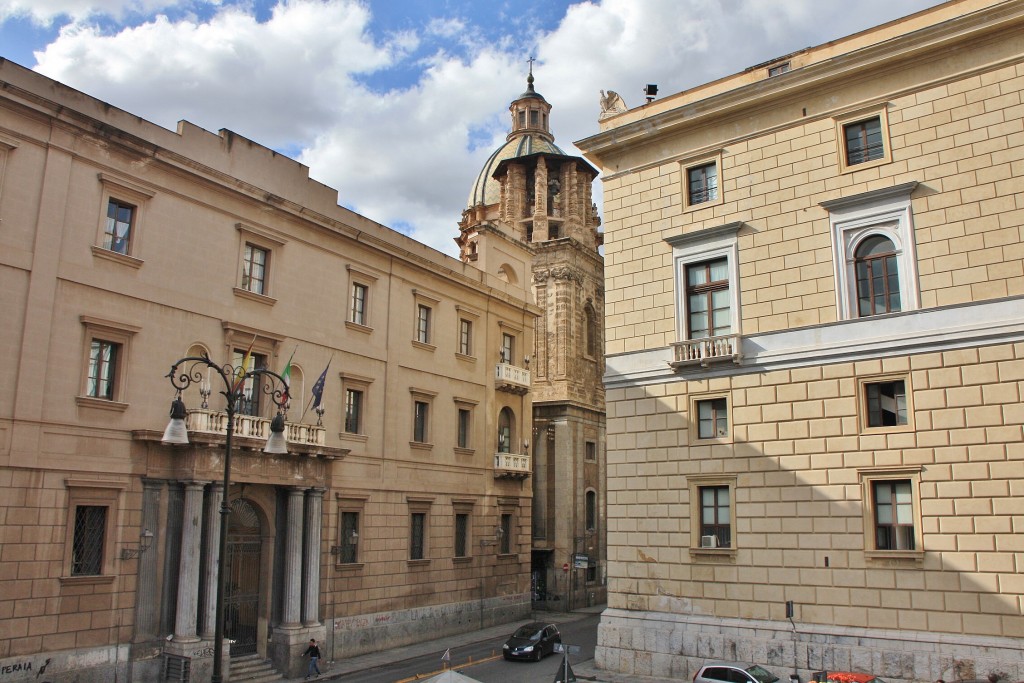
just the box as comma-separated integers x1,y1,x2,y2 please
562,562,569,572
572,553,589,568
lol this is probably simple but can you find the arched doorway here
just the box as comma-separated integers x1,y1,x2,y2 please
225,498,262,657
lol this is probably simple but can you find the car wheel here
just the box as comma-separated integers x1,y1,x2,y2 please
534,648,542,662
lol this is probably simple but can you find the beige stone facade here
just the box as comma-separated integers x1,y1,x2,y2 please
576,1,1023,680
0,60,537,681
457,72,607,613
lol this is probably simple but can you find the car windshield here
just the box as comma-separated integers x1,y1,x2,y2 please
512,626,542,640
746,666,779,683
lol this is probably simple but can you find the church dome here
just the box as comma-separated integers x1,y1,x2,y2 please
466,135,567,208
466,71,564,208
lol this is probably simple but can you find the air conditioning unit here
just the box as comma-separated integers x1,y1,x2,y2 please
700,535,717,548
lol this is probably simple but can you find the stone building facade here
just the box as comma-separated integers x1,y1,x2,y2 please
0,59,537,681
575,1,1023,680
457,72,607,612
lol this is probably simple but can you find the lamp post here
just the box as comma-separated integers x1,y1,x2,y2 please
162,353,291,683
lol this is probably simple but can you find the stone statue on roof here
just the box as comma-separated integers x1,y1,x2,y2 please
599,90,627,119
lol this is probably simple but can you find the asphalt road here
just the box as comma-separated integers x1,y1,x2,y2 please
330,613,600,683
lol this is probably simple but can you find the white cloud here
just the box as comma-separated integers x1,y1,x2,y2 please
0,0,200,24
26,0,942,259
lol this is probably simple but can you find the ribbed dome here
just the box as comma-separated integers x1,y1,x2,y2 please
466,135,567,208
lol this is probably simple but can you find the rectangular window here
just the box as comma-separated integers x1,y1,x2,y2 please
344,389,363,434
410,512,426,560
844,116,884,166
686,259,731,339
413,401,429,443
499,513,512,554
697,398,728,439
457,408,471,449
340,511,359,564
767,62,790,77
416,304,432,344
501,333,515,364
351,283,368,326
233,351,267,416
699,486,731,549
454,513,469,558
865,380,907,427
688,162,718,205
242,243,268,295
103,199,134,255
72,505,107,576
87,340,120,400
459,319,473,356
530,110,539,127
873,480,914,550
585,441,596,462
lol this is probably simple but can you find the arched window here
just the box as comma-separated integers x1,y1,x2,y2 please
585,490,597,532
854,235,900,317
497,407,514,453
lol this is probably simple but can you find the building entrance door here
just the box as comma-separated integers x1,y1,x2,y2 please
225,498,261,657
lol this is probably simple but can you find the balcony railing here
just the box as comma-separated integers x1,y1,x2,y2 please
185,408,326,447
495,363,531,394
670,334,742,369
494,452,531,479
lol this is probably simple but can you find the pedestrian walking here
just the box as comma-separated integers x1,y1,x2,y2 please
303,638,321,679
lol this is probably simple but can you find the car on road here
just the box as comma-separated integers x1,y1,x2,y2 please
502,622,561,662
694,662,781,683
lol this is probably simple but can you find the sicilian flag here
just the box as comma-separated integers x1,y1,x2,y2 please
280,347,296,404
310,356,332,410
233,335,257,392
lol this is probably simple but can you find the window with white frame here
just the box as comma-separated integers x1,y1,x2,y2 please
696,397,729,439
93,174,154,265
665,222,742,342
681,152,724,211
864,378,909,428
78,316,138,408
351,282,368,326
235,223,284,303
822,182,919,321
859,467,922,558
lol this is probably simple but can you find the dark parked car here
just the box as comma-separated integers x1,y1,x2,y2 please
694,662,781,683
502,622,561,662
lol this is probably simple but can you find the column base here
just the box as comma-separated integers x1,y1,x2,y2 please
269,624,326,680
163,637,226,683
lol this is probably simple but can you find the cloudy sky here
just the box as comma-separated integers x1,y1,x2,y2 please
1,0,942,257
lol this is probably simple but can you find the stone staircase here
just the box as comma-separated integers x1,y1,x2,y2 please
230,655,285,682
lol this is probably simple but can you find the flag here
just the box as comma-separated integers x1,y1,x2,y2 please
233,335,257,392
280,347,296,403
310,357,332,410
441,648,450,668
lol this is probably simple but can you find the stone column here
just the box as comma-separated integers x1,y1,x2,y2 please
199,482,223,639
282,487,304,627
302,489,324,626
173,481,205,642
134,478,164,641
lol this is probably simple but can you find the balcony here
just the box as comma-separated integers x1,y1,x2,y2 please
494,452,531,480
670,334,742,370
495,363,531,394
186,408,326,447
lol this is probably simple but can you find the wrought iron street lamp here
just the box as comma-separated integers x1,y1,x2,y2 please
162,353,291,683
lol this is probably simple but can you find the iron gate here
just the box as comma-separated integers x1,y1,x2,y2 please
225,499,261,657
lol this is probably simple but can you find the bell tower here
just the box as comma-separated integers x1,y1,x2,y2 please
457,66,606,611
